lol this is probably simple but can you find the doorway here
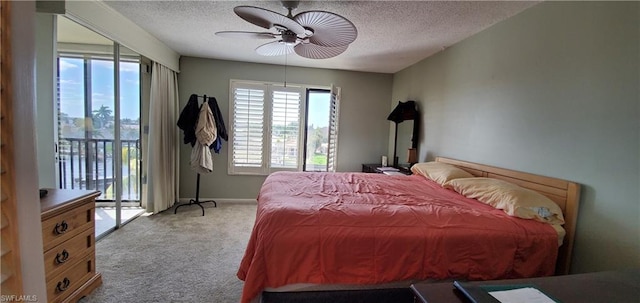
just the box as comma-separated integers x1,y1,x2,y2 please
56,16,144,239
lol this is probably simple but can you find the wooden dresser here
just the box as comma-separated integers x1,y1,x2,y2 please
40,189,102,303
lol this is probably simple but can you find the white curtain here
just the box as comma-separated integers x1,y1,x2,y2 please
145,62,179,213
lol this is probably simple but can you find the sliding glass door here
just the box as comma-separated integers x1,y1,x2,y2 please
118,45,142,203
56,16,143,238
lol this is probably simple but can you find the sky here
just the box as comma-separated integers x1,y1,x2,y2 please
307,91,330,128
59,57,140,120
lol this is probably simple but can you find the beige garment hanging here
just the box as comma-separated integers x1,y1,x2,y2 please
190,101,217,173
195,101,217,146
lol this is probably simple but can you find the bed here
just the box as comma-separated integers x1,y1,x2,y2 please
237,157,580,303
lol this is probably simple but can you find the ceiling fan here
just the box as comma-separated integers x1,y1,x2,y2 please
215,1,357,59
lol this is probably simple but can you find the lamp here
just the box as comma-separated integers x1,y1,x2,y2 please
387,100,418,123
387,100,418,167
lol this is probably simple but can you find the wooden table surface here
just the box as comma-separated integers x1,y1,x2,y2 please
40,188,100,218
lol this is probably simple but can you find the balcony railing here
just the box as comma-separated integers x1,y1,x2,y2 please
58,138,140,201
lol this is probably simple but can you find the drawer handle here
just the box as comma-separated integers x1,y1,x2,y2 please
55,249,70,264
56,277,70,292
54,221,68,235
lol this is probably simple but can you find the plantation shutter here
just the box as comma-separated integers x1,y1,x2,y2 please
228,80,326,175
327,85,340,172
270,86,302,169
231,83,265,173
0,1,24,294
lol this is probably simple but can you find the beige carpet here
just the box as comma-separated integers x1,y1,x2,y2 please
79,203,257,303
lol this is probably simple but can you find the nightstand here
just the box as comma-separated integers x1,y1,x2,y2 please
362,164,412,175
362,163,383,173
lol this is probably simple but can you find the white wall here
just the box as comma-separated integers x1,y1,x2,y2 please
392,1,639,273
178,57,393,200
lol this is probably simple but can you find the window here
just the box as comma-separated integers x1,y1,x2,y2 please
303,89,340,172
229,80,339,175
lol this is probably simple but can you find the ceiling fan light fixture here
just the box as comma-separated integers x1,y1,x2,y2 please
218,1,357,60
282,30,297,44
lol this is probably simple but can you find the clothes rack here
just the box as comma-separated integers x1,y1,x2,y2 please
175,94,218,216
174,173,217,216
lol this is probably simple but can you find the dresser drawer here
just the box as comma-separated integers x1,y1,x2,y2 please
46,254,95,303
43,228,94,281
42,202,94,251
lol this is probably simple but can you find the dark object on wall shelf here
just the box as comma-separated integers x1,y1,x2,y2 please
387,100,419,167
39,188,48,198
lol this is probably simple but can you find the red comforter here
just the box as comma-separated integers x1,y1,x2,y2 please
237,172,559,303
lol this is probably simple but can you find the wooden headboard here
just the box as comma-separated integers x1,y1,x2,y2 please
435,157,580,275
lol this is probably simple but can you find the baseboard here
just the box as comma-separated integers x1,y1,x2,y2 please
177,198,257,204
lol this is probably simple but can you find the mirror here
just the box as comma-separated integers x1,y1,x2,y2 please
395,121,414,169
387,100,419,169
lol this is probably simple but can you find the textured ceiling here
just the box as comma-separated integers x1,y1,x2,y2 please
102,1,539,74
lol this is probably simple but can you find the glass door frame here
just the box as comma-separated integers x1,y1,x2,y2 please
55,15,143,238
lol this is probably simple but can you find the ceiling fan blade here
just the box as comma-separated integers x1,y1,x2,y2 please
215,31,277,39
294,43,348,59
256,41,295,56
294,11,357,47
234,6,306,37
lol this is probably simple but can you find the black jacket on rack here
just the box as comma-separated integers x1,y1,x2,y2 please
177,94,200,147
207,97,227,153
